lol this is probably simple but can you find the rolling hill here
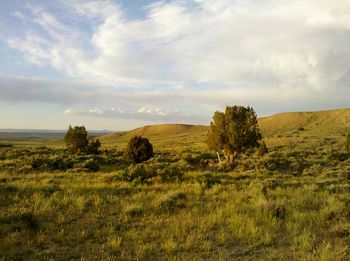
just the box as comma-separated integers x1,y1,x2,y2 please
258,108,350,136
98,108,350,149
99,124,208,150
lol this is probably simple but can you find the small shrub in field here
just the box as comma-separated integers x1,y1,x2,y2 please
121,164,154,183
30,156,54,171
159,165,184,182
346,134,350,156
52,157,74,170
126,136,153,163
83,159,99,172
29,156,73,171
0,143,13,148
271,205,287,220
258,152,290,171
85,139,101,155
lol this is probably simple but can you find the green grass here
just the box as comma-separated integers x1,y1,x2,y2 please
1,170,349,260
0,107,350,260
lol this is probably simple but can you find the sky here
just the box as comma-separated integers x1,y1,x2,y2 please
0,0,349,130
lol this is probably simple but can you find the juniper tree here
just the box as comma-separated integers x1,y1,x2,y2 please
207,105,262,165
64,125,89,154
126,135,153,163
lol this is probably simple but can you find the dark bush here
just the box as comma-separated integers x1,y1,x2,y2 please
30,157,54,171
0,143,13,148
257,141,268,156
29,156,74,171
258,152,291,171
52,157,73,170
272,205,287,220
85,139,101,155
82,159,99,172
126,136,153,163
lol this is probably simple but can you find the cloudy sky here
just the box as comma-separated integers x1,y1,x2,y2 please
0,0,349,130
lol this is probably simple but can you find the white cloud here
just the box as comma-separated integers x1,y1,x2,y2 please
64,108,74,114
64,106,200,123
137,107,173,116
3,0,350,121
5,1,349,88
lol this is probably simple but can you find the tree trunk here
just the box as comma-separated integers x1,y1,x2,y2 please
216,152,222,163
223,150,229,161
228,151,237,165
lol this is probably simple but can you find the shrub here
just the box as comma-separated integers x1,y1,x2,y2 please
159,165,184,182
52,157,74,170
29,156,73,171
256,141,268,156
85,139,101,155
0,143,13,148
30,156,54,171
83,159,99,172
126,136,153,163
121,164,154,183
271,205,287,220
258,152,290,171
346,134,350,156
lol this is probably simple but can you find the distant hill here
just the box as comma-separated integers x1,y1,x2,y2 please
99,108,350,148
258,108,350,136
101,124,206,140
0,129,113,141
99,124,207,150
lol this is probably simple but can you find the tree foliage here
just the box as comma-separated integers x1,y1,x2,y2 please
126,135,154,163
64,125,100,154
207,105,262,165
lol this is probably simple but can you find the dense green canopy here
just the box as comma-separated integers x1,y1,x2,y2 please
207,105,262,165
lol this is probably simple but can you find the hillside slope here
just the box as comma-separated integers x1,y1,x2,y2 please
99,124,208,150
259,108,350,136
101,124,207,141
99,108,350,149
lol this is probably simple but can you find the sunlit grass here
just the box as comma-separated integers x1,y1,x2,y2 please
0,111,350,259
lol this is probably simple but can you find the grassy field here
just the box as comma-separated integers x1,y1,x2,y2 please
0,108,350,260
